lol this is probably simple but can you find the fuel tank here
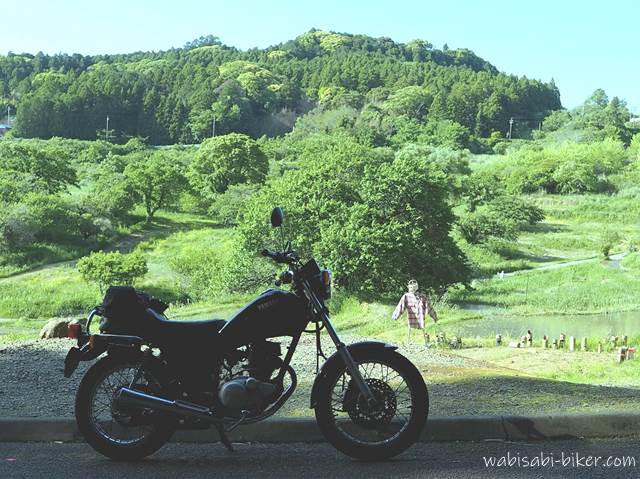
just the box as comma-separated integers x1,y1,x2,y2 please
218,289,309,349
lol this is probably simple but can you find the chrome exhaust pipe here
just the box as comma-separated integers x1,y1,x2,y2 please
116,387,217,422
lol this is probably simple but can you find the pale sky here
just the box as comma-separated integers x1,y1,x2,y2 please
3,0,638,112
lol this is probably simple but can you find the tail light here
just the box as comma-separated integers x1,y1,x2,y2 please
67,323,82,339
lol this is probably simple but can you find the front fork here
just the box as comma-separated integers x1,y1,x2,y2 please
324,314,377,405
303,281,376,405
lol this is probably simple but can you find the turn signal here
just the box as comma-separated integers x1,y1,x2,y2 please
321,269,332,299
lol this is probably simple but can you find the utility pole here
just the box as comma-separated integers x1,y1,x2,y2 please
508,117,514,139
105,115,110,142
212,116,216,137
6,106,10,125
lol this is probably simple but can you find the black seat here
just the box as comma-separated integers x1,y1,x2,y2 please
145,309,226,346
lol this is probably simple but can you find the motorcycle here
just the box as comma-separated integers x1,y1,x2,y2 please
64,207,429,461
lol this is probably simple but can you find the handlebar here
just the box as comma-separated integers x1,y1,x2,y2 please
261,249,298,264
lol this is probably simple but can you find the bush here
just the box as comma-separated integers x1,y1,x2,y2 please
0,203,39,251
84,157,137,223
0,141,77,194
457,209,519,244
208,183,259,226
484,196,545,226
169,236,275,299
501,139,626,194
22,194,82,243
457,195,543,244
599,230,620,259
77,251,148,293
461,171,505,211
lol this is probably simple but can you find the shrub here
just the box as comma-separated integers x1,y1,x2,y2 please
484,196,545,226
0,141,77,193
84,157,137,223
208,183,259,226
457,209,519,244
599,230,620,259
461,171,505,211
501,139,626,194
22,194,82,243
0,203,39,251
77,251,148,293
169,237,275,299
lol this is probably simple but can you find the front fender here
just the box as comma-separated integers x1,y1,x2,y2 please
309,341,397,408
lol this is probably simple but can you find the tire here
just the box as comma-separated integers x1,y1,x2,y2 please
75,355,176,461
314,348,428,461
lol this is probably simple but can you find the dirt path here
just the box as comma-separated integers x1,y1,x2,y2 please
0,232,149,284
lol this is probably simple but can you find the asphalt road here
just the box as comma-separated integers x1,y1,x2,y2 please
1,439,639,479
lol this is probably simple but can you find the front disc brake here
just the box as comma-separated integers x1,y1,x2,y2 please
342,378,397,429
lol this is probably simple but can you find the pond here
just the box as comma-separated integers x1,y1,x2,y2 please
448,306,640,339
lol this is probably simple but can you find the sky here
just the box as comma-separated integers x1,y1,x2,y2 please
3,0,638,112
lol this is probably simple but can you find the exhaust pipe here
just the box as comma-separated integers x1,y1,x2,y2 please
116,387,218,422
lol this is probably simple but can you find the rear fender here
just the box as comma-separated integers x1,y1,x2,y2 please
309,341,397,408
64,334,144,378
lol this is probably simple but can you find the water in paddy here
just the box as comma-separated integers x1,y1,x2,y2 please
449,305,640,339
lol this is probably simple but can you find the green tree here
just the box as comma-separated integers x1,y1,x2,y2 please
0,141,77,194
234,134,469,298
77,251,148,293
188,133,268,198
124,151,186,222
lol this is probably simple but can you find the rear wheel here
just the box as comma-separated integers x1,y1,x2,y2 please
75,355,176,461
314,348,428,460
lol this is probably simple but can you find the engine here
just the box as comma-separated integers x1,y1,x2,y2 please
218,377,278,411
218,340,283,412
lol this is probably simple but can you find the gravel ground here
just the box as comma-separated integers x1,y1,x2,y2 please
3,334,640,418
0,334,478,418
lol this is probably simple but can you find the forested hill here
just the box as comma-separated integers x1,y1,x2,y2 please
0,30,561,144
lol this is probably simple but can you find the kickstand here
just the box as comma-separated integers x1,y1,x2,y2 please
214,423,234,452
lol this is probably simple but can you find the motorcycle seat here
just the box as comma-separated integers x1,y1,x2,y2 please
145,309,227,345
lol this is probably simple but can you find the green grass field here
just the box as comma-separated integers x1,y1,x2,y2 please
1,190,639,369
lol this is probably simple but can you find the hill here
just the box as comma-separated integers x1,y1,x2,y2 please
0,30,561,144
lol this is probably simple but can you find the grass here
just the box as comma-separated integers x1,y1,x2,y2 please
0,207,215,279
458,345,640,388
449,261,640,315
0,212,227,321
459,192,640,278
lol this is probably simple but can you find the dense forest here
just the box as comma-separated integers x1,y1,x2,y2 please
0,30,562,144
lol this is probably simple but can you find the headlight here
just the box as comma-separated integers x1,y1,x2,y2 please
320,269,332,299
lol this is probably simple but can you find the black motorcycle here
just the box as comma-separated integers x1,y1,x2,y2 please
64,207,428,461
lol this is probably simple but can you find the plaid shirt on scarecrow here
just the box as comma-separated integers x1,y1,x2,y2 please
391,293,438,329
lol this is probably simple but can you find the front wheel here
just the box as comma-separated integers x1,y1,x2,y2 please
314,348,428,461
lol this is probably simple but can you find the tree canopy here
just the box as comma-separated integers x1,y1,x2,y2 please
1,30,561,144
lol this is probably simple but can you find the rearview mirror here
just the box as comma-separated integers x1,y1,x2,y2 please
270,207,284,228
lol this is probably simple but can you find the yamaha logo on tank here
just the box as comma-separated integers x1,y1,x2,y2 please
257,299,279,311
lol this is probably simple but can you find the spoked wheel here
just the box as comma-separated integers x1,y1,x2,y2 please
75,356,175,461
314,348,428,461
